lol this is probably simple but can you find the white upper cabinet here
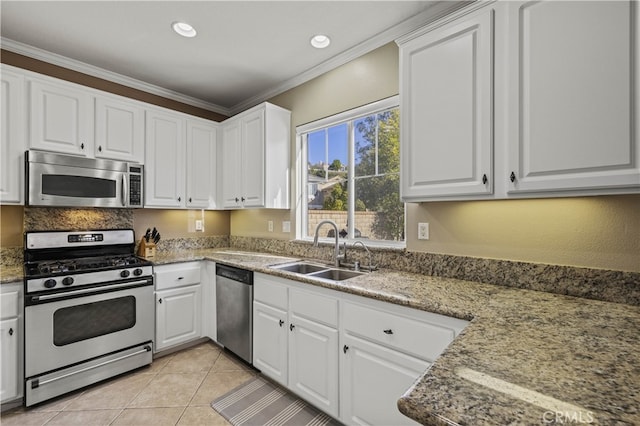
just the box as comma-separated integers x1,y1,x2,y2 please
94,93,145,163
145,109,186,207
506,0,640,194
29,76,93,156
146,108,219,209
28,72,145,164
397,0,639,201
186,118,218,209
220,102,290,209
399,5,494,200
1,65,26,204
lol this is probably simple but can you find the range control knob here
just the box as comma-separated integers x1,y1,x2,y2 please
44,279,57,289
120,270,131,278
133,268,143,276
62,277,74,286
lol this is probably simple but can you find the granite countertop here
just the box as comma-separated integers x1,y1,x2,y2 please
5,248,639,424
0,265,23,284
152,249,640,425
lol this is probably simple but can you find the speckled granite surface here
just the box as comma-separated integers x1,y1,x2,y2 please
147,248,640,425
231,236,640,306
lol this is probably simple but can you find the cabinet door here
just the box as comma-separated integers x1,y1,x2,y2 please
94,95,144,163
253,301,288,386
145,110,185,207
400,7,493,200
155,284,202,351
1,67,25,204
0,317,19,403
29,78,93,156
341,333,427,426
186,119,217,208
241,109,265,207
289,314,339,418
220,120,242,208
506,0,640,193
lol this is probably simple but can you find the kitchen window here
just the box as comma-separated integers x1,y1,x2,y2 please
297,96,404,245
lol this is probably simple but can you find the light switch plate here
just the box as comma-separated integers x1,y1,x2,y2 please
282,221,291,233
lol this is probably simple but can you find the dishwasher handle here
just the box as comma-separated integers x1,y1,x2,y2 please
215,264,253,285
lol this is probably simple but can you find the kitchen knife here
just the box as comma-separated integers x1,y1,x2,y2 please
153,233,161,244
144,228,151,243
151,227,157,240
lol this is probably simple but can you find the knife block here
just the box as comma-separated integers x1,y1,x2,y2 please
137,238,156,258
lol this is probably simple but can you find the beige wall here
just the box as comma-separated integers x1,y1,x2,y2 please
0,205,24,247
133,209,230,241
235,42,640,273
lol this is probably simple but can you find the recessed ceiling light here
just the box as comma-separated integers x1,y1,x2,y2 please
310,34,331,49
172,21,197,38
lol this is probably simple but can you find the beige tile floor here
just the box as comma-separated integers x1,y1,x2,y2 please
1,342,257,425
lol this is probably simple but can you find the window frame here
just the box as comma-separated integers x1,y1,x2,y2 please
295,95,405,248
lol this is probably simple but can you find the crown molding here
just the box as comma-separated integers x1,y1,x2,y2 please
1,1,466,117
229,1,468,115
1,37,232,116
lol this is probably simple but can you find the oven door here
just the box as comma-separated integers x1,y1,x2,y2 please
25,279,154,378
27,161,129,208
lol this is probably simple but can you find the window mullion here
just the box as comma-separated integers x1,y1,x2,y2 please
347,120,355,240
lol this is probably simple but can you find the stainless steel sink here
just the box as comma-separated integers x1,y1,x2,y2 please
308,269,364,281
273,262,327,274
269,261,365,281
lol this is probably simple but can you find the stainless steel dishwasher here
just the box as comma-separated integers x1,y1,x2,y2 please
215,264,253,364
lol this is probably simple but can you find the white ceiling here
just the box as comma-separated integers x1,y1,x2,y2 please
1,1,460,115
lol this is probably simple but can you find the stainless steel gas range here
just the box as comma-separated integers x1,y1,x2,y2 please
23,229,154,407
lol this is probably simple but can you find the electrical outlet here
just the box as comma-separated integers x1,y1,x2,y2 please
195,220,203,232
282,221,291,233
268,221,274,232
418,222,429,240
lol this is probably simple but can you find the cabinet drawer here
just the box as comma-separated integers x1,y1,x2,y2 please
290,288,338,328
155,263,201,290
342,302,460,361
0,290,19,319
254,275,288,310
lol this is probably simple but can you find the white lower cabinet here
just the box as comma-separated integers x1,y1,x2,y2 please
340,300,467,426
253,274,339,417
253,300,288,384
154,262,202,352
341,334,428,426
1,282,23,404
253,273,469,425
202,261,217,341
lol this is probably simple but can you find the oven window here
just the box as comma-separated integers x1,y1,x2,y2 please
53,296,136,346
42,175,116,198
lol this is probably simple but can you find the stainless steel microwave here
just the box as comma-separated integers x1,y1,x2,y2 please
26,150,143,208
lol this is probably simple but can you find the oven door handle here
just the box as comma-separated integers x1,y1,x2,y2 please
33,345,152,388
31,279,151,302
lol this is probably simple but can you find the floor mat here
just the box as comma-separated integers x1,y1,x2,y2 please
211,376,341,426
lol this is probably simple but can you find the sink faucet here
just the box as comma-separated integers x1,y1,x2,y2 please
313,220,345,267
352,240,376,272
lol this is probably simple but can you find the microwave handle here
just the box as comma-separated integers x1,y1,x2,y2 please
121,174,128,207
